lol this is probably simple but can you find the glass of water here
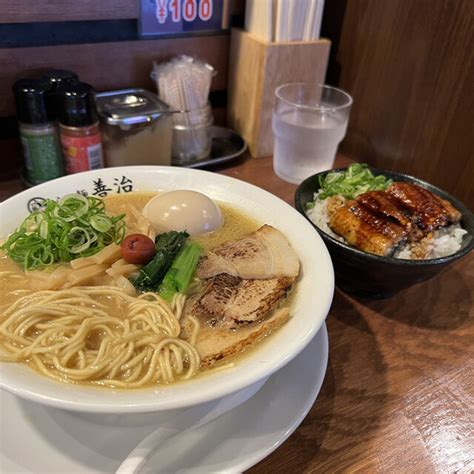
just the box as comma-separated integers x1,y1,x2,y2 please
272,83,352,184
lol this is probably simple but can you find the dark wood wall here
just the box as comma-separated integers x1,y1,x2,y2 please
323,0,474,208
1,38,230,117
1,1,138,22
2,0,473,209
0,0,244,180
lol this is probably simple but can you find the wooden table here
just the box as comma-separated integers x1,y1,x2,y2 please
1,154,473,473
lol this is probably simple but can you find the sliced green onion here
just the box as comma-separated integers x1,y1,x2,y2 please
90,215,112,233
39,220,49,239
1,194,126,270
21,213,44,233
312,163,393,202
68,227,91,253
54,194,90,221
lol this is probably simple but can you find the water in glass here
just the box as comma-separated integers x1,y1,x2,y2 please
273,107,348,184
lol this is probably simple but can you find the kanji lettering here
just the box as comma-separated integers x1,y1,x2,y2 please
114,176,133,193
92,179,112,197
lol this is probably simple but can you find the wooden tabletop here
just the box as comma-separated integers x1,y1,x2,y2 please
1,155,473,473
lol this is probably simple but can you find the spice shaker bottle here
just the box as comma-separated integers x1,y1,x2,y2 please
42,69,79,117
41,69,79,88
56,82,104,174
13,78,64,185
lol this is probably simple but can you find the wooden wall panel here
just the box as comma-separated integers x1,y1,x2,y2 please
0,0,138,22
0,138,22,181
334,0,474,208
0,35,229,116
0,0,244,23
231,0,245,15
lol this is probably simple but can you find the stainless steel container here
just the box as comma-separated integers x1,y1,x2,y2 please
96,89,172,167
171,103,213,165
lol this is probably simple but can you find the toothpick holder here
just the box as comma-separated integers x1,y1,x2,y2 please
227,28,331,158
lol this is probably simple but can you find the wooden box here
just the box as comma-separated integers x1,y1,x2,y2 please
227,29,331,158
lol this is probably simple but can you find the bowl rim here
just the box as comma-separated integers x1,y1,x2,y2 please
295,166,474,266
0,165,335,413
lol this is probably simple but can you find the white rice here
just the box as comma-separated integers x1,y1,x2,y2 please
306,197,342,241
395,225,467,259
306,195,467,260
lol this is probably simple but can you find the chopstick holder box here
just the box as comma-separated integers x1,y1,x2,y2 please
227,28,330,158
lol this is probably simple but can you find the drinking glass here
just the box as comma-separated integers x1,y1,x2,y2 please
272,83,352,184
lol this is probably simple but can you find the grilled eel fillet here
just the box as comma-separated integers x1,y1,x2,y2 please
329,183,461,256
387,182,461,232
329,200,409,256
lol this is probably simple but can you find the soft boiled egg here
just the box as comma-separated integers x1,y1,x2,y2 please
142,190,223,236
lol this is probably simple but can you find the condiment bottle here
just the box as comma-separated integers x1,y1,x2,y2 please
56,82,104,174
41,69,79,88
41,69,79,117
13,79,64,185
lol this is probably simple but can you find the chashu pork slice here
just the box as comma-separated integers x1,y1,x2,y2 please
194,307,290,368
180,308,290,368
197,225,299,280
189,273,295,327
182,273,294,367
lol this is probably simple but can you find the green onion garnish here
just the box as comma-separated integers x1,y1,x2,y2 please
1,194,125,270
315,163,393,201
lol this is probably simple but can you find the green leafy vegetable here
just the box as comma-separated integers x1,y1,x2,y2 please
314,163,393,202
1,194,125,270
133,231,189,291
159,242,202,301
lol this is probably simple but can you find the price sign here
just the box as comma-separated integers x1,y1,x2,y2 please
140,0,226,37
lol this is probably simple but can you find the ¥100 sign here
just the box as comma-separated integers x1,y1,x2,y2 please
140,0,227,37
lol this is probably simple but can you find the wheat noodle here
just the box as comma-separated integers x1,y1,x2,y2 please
0,286,200,388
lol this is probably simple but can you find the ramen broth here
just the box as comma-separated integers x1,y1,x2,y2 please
0,192,292,387
0,253,29,310
103,191,261,251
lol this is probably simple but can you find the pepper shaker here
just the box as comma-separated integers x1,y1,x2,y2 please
13,79,64,186
56,82,104,174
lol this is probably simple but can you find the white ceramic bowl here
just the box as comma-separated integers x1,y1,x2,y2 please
0,166,334,413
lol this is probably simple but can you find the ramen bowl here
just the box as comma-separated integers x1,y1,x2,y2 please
0,166,334,413
295,167,474,298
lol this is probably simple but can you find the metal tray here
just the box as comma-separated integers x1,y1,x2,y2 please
181,126,247,168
